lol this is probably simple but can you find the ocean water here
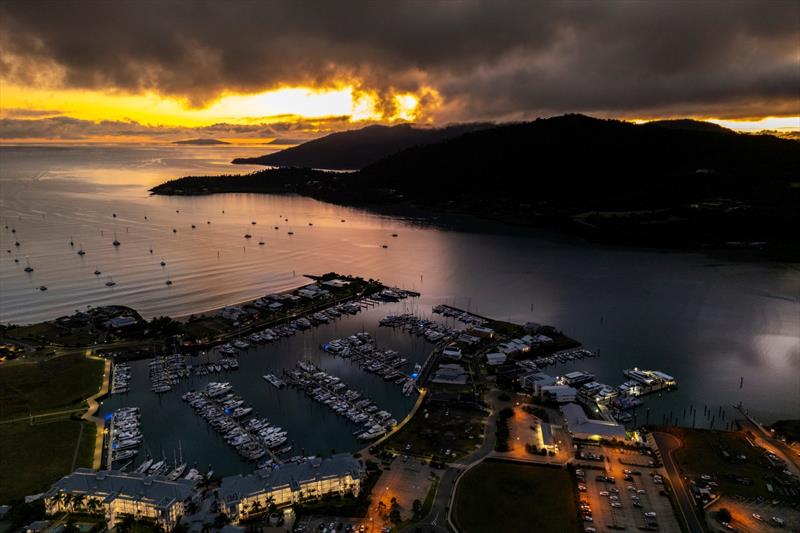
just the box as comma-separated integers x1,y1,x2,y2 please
1,144,799,473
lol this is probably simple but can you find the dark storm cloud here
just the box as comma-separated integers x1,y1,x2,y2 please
0,1,797,120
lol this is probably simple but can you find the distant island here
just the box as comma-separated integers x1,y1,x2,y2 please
231,122,491,169
173,138,230,145
153,114,800,258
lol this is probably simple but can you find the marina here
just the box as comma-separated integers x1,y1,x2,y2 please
182,381,288,463
283,361,397,440
321,331,419,389
1,146,796,484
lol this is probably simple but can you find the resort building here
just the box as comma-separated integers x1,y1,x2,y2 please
560,403,627,441
44,469,194,530
219,454,363,524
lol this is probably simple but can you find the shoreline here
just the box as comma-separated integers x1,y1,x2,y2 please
149,186,800,264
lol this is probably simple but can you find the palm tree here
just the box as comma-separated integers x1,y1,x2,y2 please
266,495,277,515
55,491,69,512
86,498,102,516
73,494,86,513
64,493,76,513
249,500,262,517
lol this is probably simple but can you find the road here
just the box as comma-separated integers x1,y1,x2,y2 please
401,390,502,533
736,407,800,476
652,432,705,533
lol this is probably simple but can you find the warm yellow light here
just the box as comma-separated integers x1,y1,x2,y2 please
0,82,432,130
392,94,419,121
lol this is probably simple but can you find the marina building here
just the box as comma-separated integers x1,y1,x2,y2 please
560,403,627,441
430,363,469,385
539,385,577,403
520,371,557,394
560,371,595,387
219,454,363,524
44,469,194,530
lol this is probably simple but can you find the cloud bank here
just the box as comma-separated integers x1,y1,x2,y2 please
0,1,798,124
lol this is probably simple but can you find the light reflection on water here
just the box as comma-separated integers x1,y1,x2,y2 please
1,144,799,440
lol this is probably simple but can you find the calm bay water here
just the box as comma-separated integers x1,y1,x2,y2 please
1,145,798,474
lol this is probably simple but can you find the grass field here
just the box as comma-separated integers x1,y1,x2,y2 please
0,354,104,419
383,400,487,459
0,419,96,503
453,461,578,533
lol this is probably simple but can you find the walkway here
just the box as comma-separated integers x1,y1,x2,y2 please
401,389,502,533
81,354,111,469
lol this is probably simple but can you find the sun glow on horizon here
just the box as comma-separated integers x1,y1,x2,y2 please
0,83,431,129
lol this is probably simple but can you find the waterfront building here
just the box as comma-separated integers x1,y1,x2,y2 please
539,385,577,403
219,454,363,524
44,469,194,530
321,278,351,288
485,352,507,366
560,371,595,387
104,316,136,328
222,306,247,321
430,363,469,385
466,325,495,338
560,403,627,441
520,371,557,394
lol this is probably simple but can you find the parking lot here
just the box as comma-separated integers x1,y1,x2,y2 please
576,445,681,533
293,456,435,533
706,496,800,532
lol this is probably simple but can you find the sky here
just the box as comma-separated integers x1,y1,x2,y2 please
0,1,798,143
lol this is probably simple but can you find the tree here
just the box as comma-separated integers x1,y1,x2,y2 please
86,498,102,516
266,495,277,515
72,494,86,512
715,508,732,523
249,500,263,517
412,499,422,517
389,509,401,523
212,514,229,529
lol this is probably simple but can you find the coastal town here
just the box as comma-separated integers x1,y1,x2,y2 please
2,273,798,533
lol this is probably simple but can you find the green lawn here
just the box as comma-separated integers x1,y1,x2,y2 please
453,461,578,533
0,420,96,503
0,354,104,419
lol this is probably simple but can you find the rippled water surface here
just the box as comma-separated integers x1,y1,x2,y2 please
2,145,798,471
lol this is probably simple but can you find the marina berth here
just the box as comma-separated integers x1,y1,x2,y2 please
623,368,678,394
282,361,397,439
320,332,416,390
110,362,131,394
181,382,290,462
108,408,143,466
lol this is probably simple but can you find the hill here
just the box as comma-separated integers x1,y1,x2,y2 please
153,115,800,255
174,138,230,145
231,123,491,169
